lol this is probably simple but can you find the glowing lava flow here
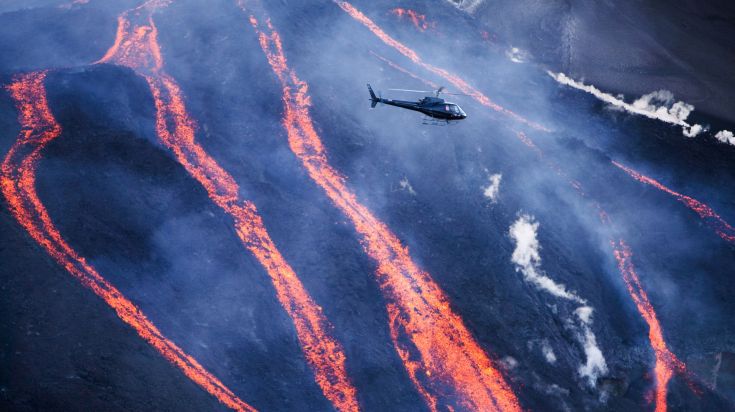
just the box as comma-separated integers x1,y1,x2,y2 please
1,72,255,412
389,8,434,32
515,132,689,411
612,240,686,412
371,28,689,407
334,1,549,132
96,4,358,411
354,2,692,406
246,11,521,412
613,161,735,244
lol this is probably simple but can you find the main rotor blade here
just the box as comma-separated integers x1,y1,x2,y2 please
388,88,434,93
389,88,469,95
387,88,469,97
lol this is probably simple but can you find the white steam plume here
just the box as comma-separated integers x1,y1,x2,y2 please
715,130,735,146
547,71,703,137
445,0,486,13
506,47,529,64
399,177,417,195
575,306,608,386
509,215,585,303
509,215,608,387
482,173,502,203
541,340,557,364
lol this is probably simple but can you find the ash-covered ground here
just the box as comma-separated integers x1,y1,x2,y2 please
1,0,734,411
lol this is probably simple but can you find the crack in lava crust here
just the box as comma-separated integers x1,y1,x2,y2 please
245,7,521,412
95,3,358,411
0,71,255,412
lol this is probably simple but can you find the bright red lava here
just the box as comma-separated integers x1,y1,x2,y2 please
513,132,690,411
96,3,358,411
246,9,521,412
389,8,435,32
612,240,686,412
613,161,735,244
515,131,540,152
1,71,255,412
336,1,696,407
334,1,549,132
369,14,693,406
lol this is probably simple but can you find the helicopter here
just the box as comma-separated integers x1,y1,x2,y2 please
367,84,467,125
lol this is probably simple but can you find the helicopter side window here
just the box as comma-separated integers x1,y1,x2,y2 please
445,105,450,111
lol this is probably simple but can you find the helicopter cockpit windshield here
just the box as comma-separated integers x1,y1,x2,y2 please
447,104,465,115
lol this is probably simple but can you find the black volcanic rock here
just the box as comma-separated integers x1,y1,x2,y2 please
1,0,735,411
0,76,227,412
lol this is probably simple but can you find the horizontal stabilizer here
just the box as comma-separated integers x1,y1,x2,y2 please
367,83,379,108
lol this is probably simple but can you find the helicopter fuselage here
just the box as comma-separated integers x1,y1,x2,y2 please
376,96,467,120
368,85,467,121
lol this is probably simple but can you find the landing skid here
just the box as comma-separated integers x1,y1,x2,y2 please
421,117,456,126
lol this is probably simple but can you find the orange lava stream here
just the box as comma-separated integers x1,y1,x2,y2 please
612,240,686,412
514,131,541,153
390,8,434,32
371,25,688,405
360,3,692,406
369,51,439,90
247,11,521,412
613,161,735,244
334,1,549,132
514,132,688,411
1,71,255,412
96,5,358,411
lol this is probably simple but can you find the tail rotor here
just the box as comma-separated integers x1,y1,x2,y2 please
367,83,381,108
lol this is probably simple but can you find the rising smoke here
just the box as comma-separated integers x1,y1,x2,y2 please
509,215,608,387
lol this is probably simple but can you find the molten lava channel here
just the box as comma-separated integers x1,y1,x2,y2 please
1,71,255,412
95,2,358,411
335,1,698,409
511,135,689,412
245,7,521,411
612,240,687,412
359,6,693,405
613,161,735,244
5,0,704,410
